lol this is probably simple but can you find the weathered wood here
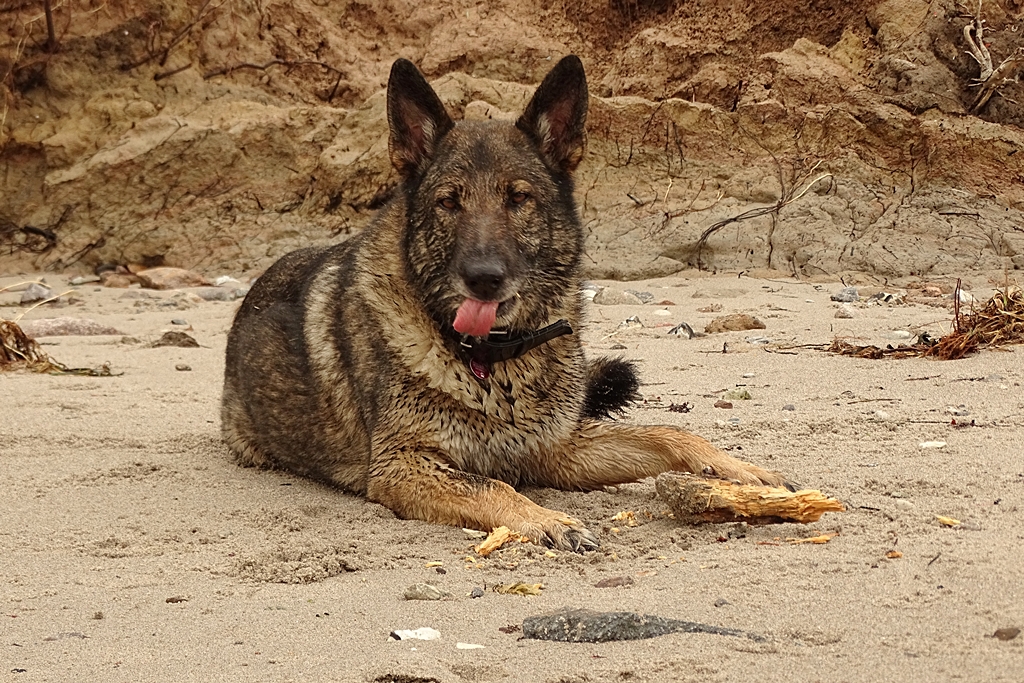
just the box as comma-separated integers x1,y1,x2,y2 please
656,472,844,525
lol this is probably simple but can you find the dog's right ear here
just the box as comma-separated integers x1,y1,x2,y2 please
387,59,455,178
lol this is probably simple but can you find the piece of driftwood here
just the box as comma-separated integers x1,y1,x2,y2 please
655,472,844,525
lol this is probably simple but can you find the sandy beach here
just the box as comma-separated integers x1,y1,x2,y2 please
2,271,1022,682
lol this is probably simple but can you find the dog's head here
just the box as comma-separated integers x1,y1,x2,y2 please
387,56,588,338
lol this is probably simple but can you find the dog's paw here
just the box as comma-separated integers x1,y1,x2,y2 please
515,514,600,553
702,455,793,490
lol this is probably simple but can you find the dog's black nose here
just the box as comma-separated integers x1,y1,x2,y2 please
462,260,505,301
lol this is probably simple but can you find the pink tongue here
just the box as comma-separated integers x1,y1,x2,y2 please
453,299,499,337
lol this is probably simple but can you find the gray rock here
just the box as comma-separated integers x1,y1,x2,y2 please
617,315,643,329
18,317,122,337
70,276,101,286
171,319,189,326
470,587,484,599
624,289,655,304
403,583,450,601
830,286,860,302
522,608,762,643
593,288,643,305
20,283,52,304
188,286,237,302
782,404,796,411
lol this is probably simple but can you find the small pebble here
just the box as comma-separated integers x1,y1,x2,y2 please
595,289,643,306
782,404,795,411
945,405,969,416
714,400,733,409
389,627,441,641
175,364,192,372
171,319,188,326
742,373,755,378
993,627,1020,641
888,330,914,340
618,315,643,329
20,283,52,304
920,441,947,449
470,587,484,599
834,305,854,319
624,289,655,304
713,598,730,608
456,642,485,650
652,309,671,316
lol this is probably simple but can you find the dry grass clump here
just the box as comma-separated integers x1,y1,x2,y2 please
924,285,1024,360
1,319,115,376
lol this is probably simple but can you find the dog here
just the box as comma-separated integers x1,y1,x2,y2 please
222,55,789,551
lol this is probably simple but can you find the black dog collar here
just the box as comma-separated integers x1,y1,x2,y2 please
460,319,573,379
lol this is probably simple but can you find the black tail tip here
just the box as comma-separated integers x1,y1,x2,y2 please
583,357,640,419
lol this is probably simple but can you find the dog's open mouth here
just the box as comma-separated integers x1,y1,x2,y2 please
453,298,515,337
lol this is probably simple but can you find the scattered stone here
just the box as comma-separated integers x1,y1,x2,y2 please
714,400,733,409
69,275,101,286
742,373,755,378
782,404,796,411
945,405,969,416
696,303,724,313
188,287,238,302
493,582,543,596
888,330,915,341
18,317,122,337
993,627,1020,641
722,388,751,401
609,343,628,350
120,336,142,345
594,576,634,589
462,528,488,539
522,608,760,643
705,314,765,334
20,283,52,304
834,305,855,319
652,308,671,316
389,627,441,641
830,286,860,303
456,642,485,649
594,288,643,305
470,587,485,599
656,299,676,306
214,275,243,288
668,322,695,338
175,364,192,372
101,273,135,288
618,315,643,329
921,285,943,297
868,292,905,305
727,417,741,426
873,410,890,420
920,441,947,449
581,284,600,301
745,336,771,345
171,319,189,326
713,598,730,608
132,292,201,311
151,331,200,348
404,583,450,601
624,289,654,304
137,267,212,290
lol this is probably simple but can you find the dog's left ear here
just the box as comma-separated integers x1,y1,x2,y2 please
387,59,455,178
516,55,589,174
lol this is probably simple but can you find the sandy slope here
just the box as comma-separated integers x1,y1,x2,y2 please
2,272,1022,682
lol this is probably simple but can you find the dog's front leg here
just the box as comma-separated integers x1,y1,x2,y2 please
534,421,790,491
366,449,599,552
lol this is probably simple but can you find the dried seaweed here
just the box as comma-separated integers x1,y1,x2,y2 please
828,282,1024,362
923,285,1024,360
0,319,117,376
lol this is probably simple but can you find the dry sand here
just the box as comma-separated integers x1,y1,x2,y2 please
2,272,1022,682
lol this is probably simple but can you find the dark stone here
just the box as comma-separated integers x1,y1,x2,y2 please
522,608,762,643
150,331,200,348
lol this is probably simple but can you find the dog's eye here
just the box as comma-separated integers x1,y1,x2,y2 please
437,196,459,211
510,191,530,206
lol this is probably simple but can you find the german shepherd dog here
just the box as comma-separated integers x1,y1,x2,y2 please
222,55,789,551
